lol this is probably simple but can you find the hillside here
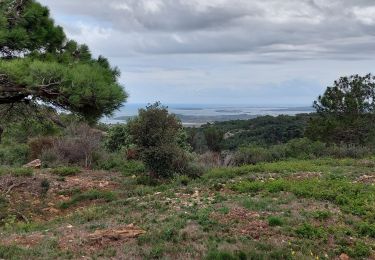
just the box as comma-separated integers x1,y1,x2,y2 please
0,158,374,259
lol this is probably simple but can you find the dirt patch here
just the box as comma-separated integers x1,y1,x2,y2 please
354,174,375,184
237,220,270,239
212,206,271,239
287,172,322,180
87,224,145,243
57,224,145,254
0,170,121,223
0,233,46,248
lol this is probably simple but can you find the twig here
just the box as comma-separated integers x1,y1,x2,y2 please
5,182,26,195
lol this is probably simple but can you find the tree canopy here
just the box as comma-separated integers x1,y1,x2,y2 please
306,74,375,145
0,0,127,123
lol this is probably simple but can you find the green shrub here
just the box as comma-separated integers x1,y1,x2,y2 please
312,210,332,221
128,102,191,179
234,145,273,165
104,124,133,152
0,167,33,177
348,241,372,258
59,190,116,209
295,223,326,239
284,138,326,159
268,216,284,226
51,166,80,176
356,222,375,238
0,144,29,166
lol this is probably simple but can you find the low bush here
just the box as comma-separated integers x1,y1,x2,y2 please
41,123,103,168
232,138,372,166
0,144,29,166
59,190,116,209
0,167,33,177
51,166,80,176
268,216,284,226
104,124,133,152
295,223,326,239
28,136,54,160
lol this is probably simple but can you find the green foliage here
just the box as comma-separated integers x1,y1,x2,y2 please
104,124,132,152
311,210,332,220
233,138,371,166
51,166,80,176
356,222,375,238
308,74,375,145
268,216,284,226
232,177,375,222
205,249,247,260
0,167,32,177
0,144,29,166
203,126,224,152
59,190,116,209
0,0,65,54
295,223,326,239
193,114,309,151
0,0,127,123
128,102,190,178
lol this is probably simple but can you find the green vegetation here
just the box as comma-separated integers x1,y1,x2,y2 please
51,166,80,176
59,190,116,209
307,74,375,145
0,167,33,177
128,102,193,178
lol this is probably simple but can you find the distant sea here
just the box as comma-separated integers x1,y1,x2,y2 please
102,104,314,126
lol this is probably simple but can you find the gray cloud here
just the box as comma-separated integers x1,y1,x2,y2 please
37,0,375,104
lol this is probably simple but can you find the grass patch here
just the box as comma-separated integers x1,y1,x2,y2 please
51,166,80,176
295,223,326,239
59,190,116,209
0,167,33,177
233,178,375,221
268,216,284,226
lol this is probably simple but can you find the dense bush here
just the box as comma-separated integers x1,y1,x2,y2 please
104,124,133,152
128,102,192,178
0,144,29,166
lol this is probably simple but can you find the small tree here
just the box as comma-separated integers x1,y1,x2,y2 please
128,102,188,178
306,74,375,145
203,126,224,152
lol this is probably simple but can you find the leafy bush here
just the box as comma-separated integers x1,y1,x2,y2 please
0,144,29,166
234,146,273,165
295,223,326,239
268,216,284,226
128,102,191,178
104,124,132,152
51,166,80,176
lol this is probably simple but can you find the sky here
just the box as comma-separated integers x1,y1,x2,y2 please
39,0,375,106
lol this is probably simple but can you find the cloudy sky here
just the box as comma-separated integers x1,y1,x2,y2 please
39,0,375,106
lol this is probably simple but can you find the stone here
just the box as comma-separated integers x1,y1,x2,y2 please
23,159,41,169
